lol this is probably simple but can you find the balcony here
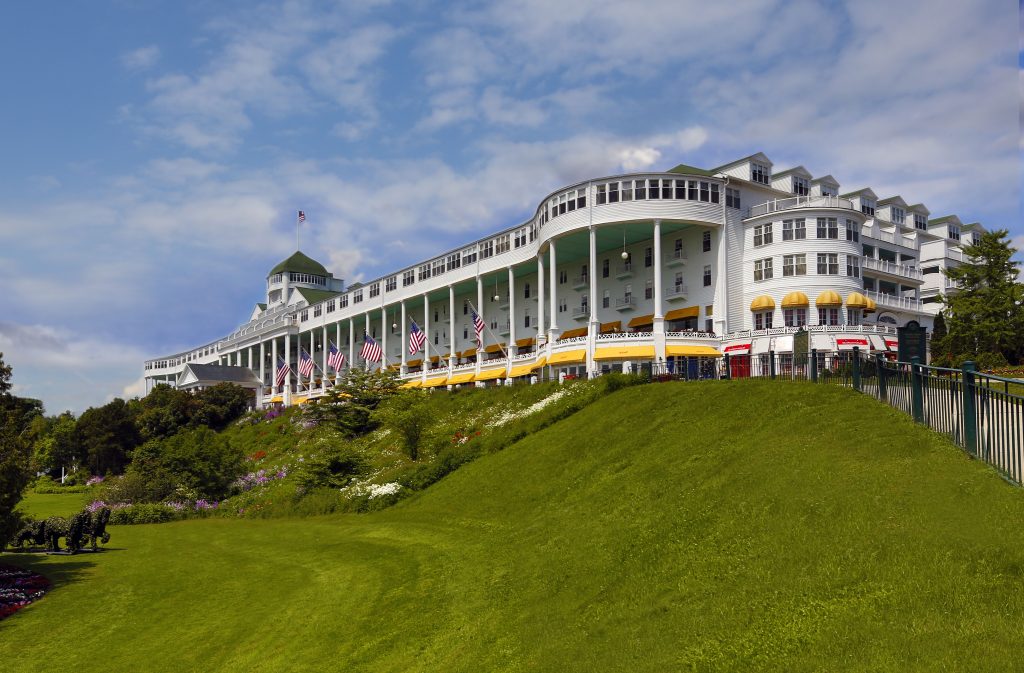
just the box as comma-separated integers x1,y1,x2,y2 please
745,195,854,218
666,249,688,267
920,279,960,298
615,296,636,311
615,262,634,279
862,258,923,282
571,306,589,321
497,320,511,336
865,290,922,313
572,275,589,290
665,284,688,302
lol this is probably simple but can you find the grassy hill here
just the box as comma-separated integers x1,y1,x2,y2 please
3,380,1024,672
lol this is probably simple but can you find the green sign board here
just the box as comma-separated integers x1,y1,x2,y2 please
897,322,928,362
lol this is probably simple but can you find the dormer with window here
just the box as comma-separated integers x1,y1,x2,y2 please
908,204,930,232
811,175,840,197
710,152,773,186
750,161,770,185
841,188,878,218
962,223,986,247
770,166,812,195
927,215,963,242
877,196,909,226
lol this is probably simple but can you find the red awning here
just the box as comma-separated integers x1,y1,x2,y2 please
884,338,898,352
723,342,751,355
835,337,869,351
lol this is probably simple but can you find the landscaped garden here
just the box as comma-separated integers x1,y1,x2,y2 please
3,380,1024,672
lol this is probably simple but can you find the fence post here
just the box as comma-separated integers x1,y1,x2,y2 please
810,349,818,382
910,356,924,423
962,361,977,456
769,351,776,380
852,346,861,392
876,353,887,402
723,353,731,380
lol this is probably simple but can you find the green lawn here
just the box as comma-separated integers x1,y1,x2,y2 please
3,380,1024,672
16,492,88,520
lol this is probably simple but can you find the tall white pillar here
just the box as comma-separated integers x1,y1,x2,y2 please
364,313,371,370
381,307,388,372
549,239,559,335
653,219,666,367
259,341,266,391
321,326,328,389
422,293,430,383
335,322,341,384
348,318,355,370
508,265,517,374
475,276,484,377
400,300,407,375
283,332,292,405
448,285,456,371
587,226,598,377
271,339,278,392
537,252,546,346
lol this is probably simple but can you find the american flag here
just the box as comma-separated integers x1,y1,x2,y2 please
297,210,305,223
298,349,315,378
360,332,383,363
408,320,426,355
471,308,485,348
327,341,346,371
274,356,289,387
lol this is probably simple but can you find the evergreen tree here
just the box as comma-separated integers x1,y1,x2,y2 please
0,354,32,545
941,229,1024,365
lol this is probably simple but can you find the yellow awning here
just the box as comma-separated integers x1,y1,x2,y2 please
422,376,449,388
548,349,586,364
386,363,401,371
400,380,422,389
750,295,776,311
290,396,309,406
816,290,842,307
476,368,506,381
515,337,535,347
666,345,723,357
509,356,547,377
593,346,656,361
627,314,654,328
446,372,475,385
864,297,877,313
484,343,506,354
559,327,588,340
461,347,477,358
846,291,869,309
600,321,622,333
781,291,809,308
532,356,546,370
429,355,441,363
406,358,422,367
268,395,283,403
665,306,699,321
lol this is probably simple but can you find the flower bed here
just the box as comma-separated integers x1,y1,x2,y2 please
0,565,50,621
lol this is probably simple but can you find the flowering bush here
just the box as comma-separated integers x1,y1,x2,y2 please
231,468,288,493
85,475,105,486
0,565,50,621
248,450,267,462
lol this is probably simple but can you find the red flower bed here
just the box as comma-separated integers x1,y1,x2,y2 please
0,564,50,620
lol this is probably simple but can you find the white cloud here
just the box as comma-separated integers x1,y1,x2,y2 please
121,45,161,71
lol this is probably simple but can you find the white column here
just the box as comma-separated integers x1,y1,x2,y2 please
449,285,456,371
508,265,516,377
400,300,408,375
348,318,355,370
271,339,277,392
475,276,484,378
321,326,328,389
364,313,371,370
549,239,559,336
653,219,666,368
259,341,266,392
283,332,292,405
247,346,253,370
422,293,430,383
587,225,598,377
335,322,341,384
381,307,388,372
537,252,546,346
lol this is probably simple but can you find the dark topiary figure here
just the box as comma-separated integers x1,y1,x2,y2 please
10,520,47,550
87,508,111,550
66,511,90,553
43,516,69,552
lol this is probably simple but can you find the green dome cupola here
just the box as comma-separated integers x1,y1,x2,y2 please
268,251,329,278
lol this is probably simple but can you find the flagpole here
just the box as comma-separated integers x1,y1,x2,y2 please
468,301,509,358
296,211,300,251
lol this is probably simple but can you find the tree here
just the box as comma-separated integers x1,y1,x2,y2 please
303,368,400,436
0,352,11,396
0,353,32,545
75,398,141,476
940,229,1024,365
372,391,430,461
32,412,83,477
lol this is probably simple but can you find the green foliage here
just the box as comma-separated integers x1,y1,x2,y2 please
107,503,185,526
939,229,1024,364
30,475,87,494
0,352,10,395
302,368,400,436
75,398,140,476
295,439,367,491
371,391,430,460
136,383,254,441
31,411,81,476
0,354,34,546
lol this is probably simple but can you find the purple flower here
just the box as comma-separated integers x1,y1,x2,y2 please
85,476,104,486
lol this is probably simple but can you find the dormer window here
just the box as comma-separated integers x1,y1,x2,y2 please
751,162,770,185
891,207,905,225
914,214,927,230
793,176,809,196
820,185,837,197
861,199,876,217
949,226,960,241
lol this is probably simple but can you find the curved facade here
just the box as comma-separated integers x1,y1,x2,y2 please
144,152,980,403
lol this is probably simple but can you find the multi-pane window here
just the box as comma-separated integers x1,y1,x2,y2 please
783,254,807,276
914,214,927,231
674,179,686,199
446,253,461,271
523,282,530,299
687,180,698,200
576,188,587,209
820,185,837,197
559,270,568,284
300,310,308,321
369,283,380,298
784,308,807,327
353,289,363,303
645,280,653,299
644,247,652,267
635,179,647,199
340,294,349,308
948,226,960,241
753,223,773,247
816,217,838,239
793,176,809,196
817,253,839,275
846,256,860,278
602,290,610,308
602,259,610,278
514,228,527,248
753,258,773,281
710,183,720,203
621,181,633,201
699,181,711,202
703,265,712,287
608,182,620,203
418,263,431,281
847,309,862,326
495,234,510,254
463,248,477,265
596,184,607,205
480,240,494,259
725,187,741,209
845,219,859,242
313,305,322,317
403,270,415,287
891,207,905,225
326,299,335,313
754,311,773,330
818,308,840,326
751,162,770,185
663,179,674,199
861,199,876,217
782,218,806,240
702,231,711,252
385,276,397,292
432,259,445,277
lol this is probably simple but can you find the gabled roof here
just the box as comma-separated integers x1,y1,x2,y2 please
877,196,908,208
269,251,329,277
712,151,773,172
906,203,930,215
176,364,261,388
839,187,878,200
666,163,716,177
811,174,839,186
771,165,812,180
294,287,341,305
928,215,963,227
961,222,986,232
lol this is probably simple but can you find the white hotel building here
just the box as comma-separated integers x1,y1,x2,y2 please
144,152,984,403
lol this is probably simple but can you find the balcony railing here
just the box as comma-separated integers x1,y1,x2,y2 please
615,296,636,311
572,275,589,290
571,306,589,320
862,258,923,281
865,290,922,312
615,262,633,279
723,324,897,339
746,195,854,218
666,249,688,266
665,284,688,301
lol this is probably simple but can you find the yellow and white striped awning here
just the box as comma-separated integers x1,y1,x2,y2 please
665,345,723,357
446,372,475,385
476,368,506,381
548,349,586,365
593,345,656,361
422,376,449,388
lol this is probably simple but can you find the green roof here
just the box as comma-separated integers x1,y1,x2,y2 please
295,287,341,305
666,163,715,177
269,251,329,277
257,303,267,310
928,215,960,225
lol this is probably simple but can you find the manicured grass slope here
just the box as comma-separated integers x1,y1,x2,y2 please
3,381,1023,672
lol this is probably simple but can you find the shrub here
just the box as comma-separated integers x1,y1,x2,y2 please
296,445,367,491
372,391,430,460
107,503,185,525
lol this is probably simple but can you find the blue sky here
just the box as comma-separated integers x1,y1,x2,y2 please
0,0,1020,414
